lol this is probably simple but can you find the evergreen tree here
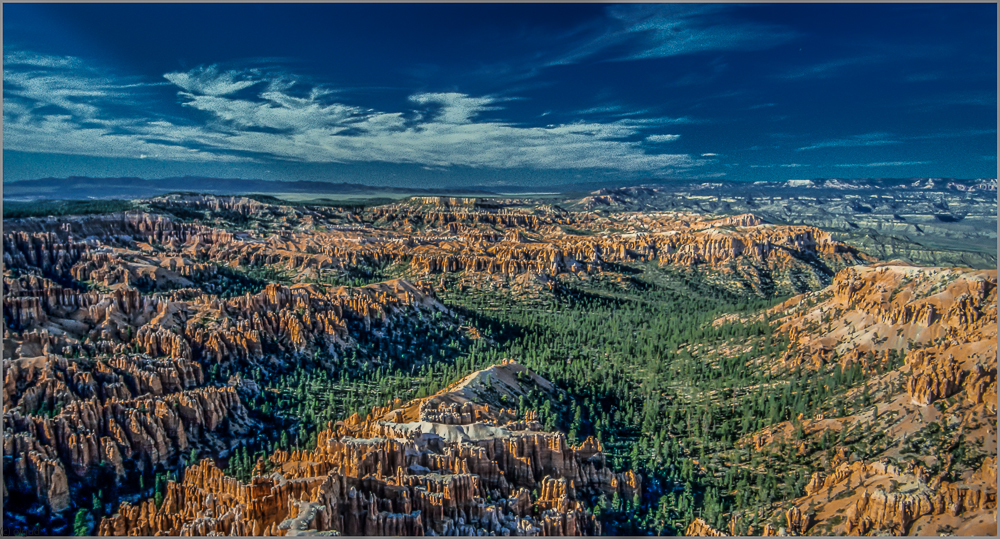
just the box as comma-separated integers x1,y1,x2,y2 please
654,495,671,535
73,508,91,536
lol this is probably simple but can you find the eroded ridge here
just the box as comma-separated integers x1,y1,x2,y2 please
707,263,998,536
98,360,640,536
6,195,868,295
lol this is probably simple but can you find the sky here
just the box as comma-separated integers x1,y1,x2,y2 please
3,3,997,188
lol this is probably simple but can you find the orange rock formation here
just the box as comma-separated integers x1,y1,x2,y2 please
98,361,638,536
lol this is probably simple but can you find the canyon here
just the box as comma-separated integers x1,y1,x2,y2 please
3,192,995,536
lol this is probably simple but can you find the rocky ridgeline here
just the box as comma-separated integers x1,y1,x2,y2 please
3,278,444,514
4,207,455,520
684,517,783,537
3,353,249,513
0,197,911,534
3,231,91,277
4,212,230,252
696,264,998,537
651,224,859,267
98,361,639,536
846,480,996,535
416,400,518,426
3,354,204,414
6,204,868,302
371,203,552,231
68,250,220,290
828,266,995,328
5,268,438,363
367,210,865,281
566,181,999,268
827,459,995,535
686,506,820,537
687,459,996,536
199,209,864,291
146,194,291,218
775,264,997,408
3,213,238,292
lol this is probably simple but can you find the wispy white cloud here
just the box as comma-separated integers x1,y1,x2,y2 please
4,51,83,69
796,132,900,151
909,92,997,109
3,57,138,120
164,65,261,96
4,71,104,118
3,113,244,162
833,161,931,168
908,128,997,141
574,104,654,117
618,7,795,60
750,163,810,169
4,52,233,162
646,134,680,143
795,128,995,153
552,5,797,65
4,58,706,174
408,92,500,124
779,56,885,80
179,90,363,132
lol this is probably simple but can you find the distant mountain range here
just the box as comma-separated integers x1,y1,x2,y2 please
0,176,496,201
1,175,995,201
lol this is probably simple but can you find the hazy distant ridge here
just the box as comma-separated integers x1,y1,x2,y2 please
3,176,995,201
1,176,496,200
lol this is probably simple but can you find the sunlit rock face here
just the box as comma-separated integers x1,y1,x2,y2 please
98,360,640,537
706,263,997,537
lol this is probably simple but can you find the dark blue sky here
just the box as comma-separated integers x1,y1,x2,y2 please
3,3,996,187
